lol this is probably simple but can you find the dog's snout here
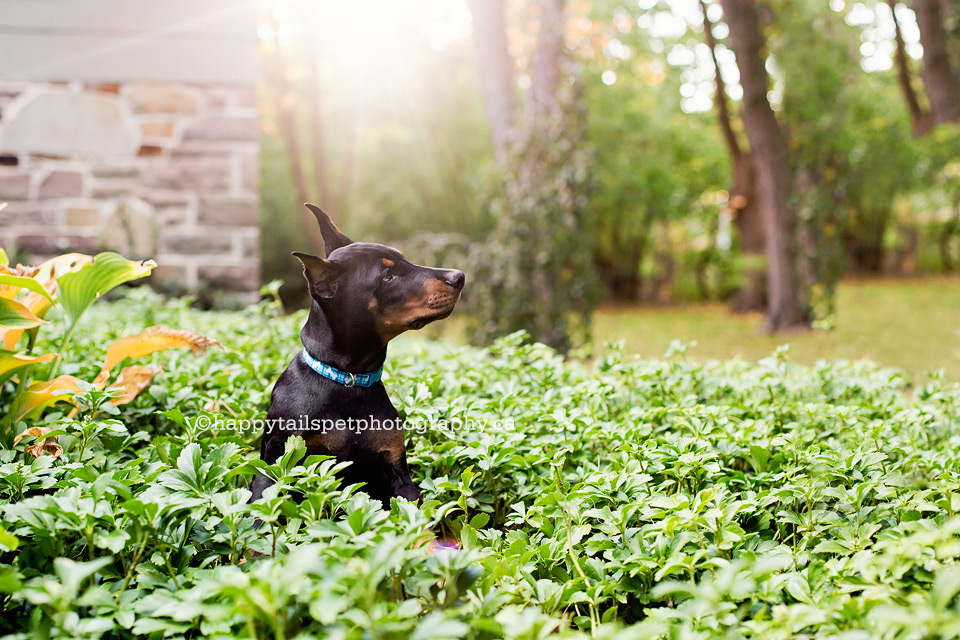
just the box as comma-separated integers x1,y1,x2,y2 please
443,270,465,291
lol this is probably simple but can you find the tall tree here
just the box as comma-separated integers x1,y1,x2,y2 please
466,0,598,350
913,0,960,125
466,0,519,164
888,0,933,136
719,0,807,331
699,0,765,312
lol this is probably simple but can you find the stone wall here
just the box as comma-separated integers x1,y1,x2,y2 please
0,80,260,303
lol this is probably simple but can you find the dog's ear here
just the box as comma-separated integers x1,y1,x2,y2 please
304,204,352,257
293,251,340,299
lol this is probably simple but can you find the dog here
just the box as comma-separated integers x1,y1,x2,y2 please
249,204,465,509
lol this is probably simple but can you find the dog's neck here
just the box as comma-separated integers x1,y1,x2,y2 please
300,299,388,374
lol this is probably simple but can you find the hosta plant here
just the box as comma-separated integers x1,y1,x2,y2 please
0,249,220,445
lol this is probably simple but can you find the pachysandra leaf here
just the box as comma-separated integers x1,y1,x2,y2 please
96,326,223,383
56,252,156,325
0,297,46,330
12,375,85,422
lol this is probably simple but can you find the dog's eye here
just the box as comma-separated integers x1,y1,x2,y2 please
382,272,395,282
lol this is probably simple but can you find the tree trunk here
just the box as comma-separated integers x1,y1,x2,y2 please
720,0,807,331
529,0,565,118
731,154,767,312
465,0,519,164
700,0,765,312
914,0,960,125
888,0,933,136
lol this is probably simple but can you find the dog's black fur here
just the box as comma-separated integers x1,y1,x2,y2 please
249,204,465,508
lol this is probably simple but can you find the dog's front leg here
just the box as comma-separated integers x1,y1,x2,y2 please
378,449,421,506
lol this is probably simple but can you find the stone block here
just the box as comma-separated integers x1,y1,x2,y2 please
198,264,259,292
161,231,233,255
92,163,139,178
182,116,259,142
136,188,190,208
139,120,176,138
91,178,136,198
38,171,83,198
125,83,199,114
0,203,60,226
240,151,259,191
151,264,188,285
66,207,101,226
103,199,157,258
17,234,98,254
0,173,30,200
1,90,137,156
197,196,258,226
141,157,231,190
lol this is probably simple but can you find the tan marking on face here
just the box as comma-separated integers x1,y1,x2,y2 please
382,259,395,268
368,297,378,311
374,278,460,342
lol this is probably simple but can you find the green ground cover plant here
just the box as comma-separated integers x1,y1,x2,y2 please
1,288,960,639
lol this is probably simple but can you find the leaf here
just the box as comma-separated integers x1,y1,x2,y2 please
33,253,94,286
108,365,163,405
0,352,57,380
95,326,222,384
0,264,41,299
0,297,45,329
0,247,6,267
0,274,55,304
0,279,58,349
0,526,18,552
13,426,63,459
12,375,85,422
55,252,156,325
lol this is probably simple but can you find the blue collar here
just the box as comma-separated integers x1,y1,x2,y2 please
300,350,383,388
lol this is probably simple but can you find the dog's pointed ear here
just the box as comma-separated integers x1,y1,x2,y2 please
305,204,352,257
293,251,340,299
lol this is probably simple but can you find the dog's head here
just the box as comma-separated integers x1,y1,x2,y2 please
294,204,465,345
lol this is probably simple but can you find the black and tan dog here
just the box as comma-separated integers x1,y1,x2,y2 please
249,204,465,508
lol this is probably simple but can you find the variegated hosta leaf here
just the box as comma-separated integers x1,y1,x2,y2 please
0,352,57,381
13,426,63,459
33,253,93,287
95,326,223,385
0,297,46,330
56,252,156,326
0,264,43,300
12,375,85,423
0,281,58,350
110,365,163,406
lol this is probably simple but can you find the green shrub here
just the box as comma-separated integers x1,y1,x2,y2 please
0,292,959,638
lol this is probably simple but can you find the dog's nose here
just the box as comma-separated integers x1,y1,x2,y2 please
443,270,465,290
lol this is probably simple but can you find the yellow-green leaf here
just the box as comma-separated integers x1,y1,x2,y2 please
0,274,55,304
0,352,57,380
96,326,222,385
0,298,45,329
0,248,7,267
12,375,85,422
56,253,156,325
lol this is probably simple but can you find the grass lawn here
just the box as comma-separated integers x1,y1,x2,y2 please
592,276,960,381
